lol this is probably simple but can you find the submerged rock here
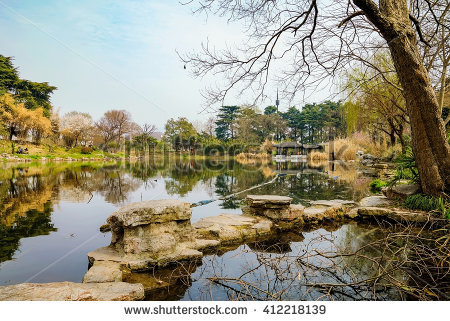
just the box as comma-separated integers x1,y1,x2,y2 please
0,282,144,301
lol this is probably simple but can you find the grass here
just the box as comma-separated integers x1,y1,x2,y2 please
370,179,388,193
0,139,124,160
404,194,450,218
236,152,271,160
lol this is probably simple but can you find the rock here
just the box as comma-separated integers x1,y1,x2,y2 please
310,199,356,207
287,204,306,221
303,206,337,223
359,196,392,207
193,214,273,244
382,184,420,201
0,282,145,301
100,223,111,232
88,245,203,272
108,200,191,227
243,195,304,222
363,154,377,161
87,200,215,272
372,163,389,169
361,159,374,166
246,195,293,207
356,150,364,156
82,261,123,283
345,208,359,219
303,200,354,223
358,207,393,217
357,207,431,223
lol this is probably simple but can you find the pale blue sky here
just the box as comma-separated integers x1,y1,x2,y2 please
0,0,328,130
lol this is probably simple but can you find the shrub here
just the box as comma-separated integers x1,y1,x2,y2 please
203,143,226,156
389,146,419,186
404,194,450,218
369,179,387,193
81,146,93,154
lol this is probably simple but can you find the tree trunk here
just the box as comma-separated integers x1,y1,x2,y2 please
386,26,450,195
355,0,450,195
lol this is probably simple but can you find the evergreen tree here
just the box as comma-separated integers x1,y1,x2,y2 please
215,106,240,141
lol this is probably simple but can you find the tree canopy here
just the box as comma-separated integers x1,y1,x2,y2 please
0,55,56,116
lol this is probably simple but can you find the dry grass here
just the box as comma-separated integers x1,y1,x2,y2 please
236,152,271,160
348,132,402,158
307,151,329,161
325,138,358,161
323,133,403,160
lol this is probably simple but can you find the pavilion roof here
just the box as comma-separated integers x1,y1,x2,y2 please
273,142,323,149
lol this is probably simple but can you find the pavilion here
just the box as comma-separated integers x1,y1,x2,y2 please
273,142,324,156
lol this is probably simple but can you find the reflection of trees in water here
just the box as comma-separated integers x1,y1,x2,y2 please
252,173,366,204
93,169,141,204
0,169,57,227
0,202,56,263
143,223,447,301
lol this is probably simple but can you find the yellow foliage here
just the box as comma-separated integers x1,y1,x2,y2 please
0,94,52,142
260,138,273,154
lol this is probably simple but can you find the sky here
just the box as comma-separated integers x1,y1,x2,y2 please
0,0,329,130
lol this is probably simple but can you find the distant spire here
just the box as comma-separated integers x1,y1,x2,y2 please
275,88,280,112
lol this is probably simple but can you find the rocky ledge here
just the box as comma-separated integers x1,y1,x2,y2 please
0,282,144,301
88,199,219,272
347,195,445,225
4,193,442,301
86,196,358,280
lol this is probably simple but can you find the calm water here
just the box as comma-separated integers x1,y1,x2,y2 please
0,157,395,300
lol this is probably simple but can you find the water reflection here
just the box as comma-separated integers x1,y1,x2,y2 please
135,222,435,301
0,158,373,288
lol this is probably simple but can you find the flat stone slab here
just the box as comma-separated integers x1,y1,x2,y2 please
303,205,346,223
108,199,191,227
82,261,123,283
243,203,305,222
359,196,392,207
357,207,431,223
0,282,145,301
310,199,356,207
246,195,292,207
88,244,204,271
193,214,273,244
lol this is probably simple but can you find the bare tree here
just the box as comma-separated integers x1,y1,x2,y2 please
182,0,450,196
95,109,134,149
142,123,157,135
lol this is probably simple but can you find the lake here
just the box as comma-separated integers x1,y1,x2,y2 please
1,157,412,300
